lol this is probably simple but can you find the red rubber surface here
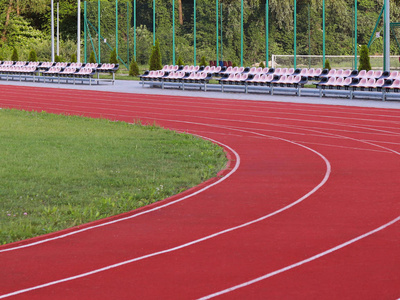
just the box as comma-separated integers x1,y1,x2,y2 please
0,85,399,299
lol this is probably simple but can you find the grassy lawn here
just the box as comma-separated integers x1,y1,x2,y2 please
0,109,227,245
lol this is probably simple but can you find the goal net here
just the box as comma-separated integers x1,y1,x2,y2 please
271,55,400,70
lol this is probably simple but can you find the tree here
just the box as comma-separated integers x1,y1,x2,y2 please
28,49,37,61
324,59,331,70
200,56,207,67
11,47,18,61
358,45,371,71
89,51,96,64
110,48,118,64
177,56,184,66
129,58,140,76
149,39,162,70
71,53,77,63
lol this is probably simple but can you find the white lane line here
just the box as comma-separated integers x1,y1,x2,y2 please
0,136,240,253
198,216,400,299
0,125,331,299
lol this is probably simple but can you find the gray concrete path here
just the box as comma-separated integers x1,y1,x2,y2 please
1,79,400,110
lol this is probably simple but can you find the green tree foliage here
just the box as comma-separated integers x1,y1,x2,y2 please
89,51,96,64
71,53,77,63
176,56,184,66
129,58,140,76
110,48,118,64
28,49,37,61
200,56,207,67
55,55,62,62
325,59,331,70
259,61,265,68
11,47,18,61
149,39,162,70
358,45,372,71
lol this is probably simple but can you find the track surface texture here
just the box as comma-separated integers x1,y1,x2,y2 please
0,84,399,299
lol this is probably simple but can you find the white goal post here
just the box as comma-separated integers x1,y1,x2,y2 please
271,55,400,70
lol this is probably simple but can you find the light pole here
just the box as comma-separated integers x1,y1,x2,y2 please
77,0,81,62
51,0,55,61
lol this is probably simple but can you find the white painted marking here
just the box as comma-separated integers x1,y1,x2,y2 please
0,125,331,298
198,216,400,299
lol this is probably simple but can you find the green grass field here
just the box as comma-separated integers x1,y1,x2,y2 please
0,109,227,244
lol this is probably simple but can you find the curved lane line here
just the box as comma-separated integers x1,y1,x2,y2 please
198,216,400,299
0,125,331,299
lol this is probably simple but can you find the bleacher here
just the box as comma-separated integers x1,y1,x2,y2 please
0,61,119,85
140,65,400,101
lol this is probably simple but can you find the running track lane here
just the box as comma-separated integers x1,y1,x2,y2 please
0,85,399,299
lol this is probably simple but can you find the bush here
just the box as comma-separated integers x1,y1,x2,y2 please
259,61,265,68
324,59,331,70
71,53,77,63
200,56,207,67
176,56,184,66
11,47,19,61
28,50,37,62
358,45,371,71
129,58,140,76
55,55,62,62
110,48,118,64
89,51,96,63
149,39,162,71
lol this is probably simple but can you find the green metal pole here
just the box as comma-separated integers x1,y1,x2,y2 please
172,0,175,65
216,0,219,65
116,0,118,56
153,0,156,45
127,1,129,64
134,0,136,60
266,0,269,67
220,2,223,63
241,0,243,67
294,0,297,68
322,0,325,68
98,0,101,63
194,0,196,65
308,3,311,68
84,1,87,63
354,0,357,69
384,0,390,71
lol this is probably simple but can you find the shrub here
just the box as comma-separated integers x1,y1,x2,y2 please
55,55,62,62
358,45,371,71
89,51,96,63
110,48,118,64
259,61,265,68
149,39,162,70
176,56,184,66
28,50,37,62
200,56,207,67
11,47,19,61
324,59,331,70
71,53,77,63
129,58,140,76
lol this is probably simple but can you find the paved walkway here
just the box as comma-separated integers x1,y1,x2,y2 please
1,79,400,110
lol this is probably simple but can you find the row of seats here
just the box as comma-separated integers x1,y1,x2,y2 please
0,61,119,73
317,76,400,92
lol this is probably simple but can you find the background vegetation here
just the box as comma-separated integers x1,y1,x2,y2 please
1,0,400,67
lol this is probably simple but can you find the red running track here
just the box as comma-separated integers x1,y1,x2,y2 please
0,85,399,299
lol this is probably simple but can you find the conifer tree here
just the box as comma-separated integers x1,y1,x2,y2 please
71,53,77,63
176,56,184,66
11,47,18,61
324,59,331,70
110,48,118,64
129,58,140,76
149,39,162,70
358,45,371,71
200,56,207,67
89,51,96,63
28,50,37,62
